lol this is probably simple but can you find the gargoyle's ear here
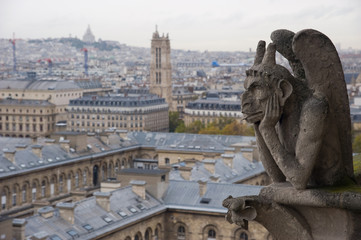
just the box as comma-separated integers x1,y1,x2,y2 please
277,79,293,106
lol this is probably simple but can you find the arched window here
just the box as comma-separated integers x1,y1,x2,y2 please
59,175,63,193
83,169,87,186
32,183,37,200
1,190,6,209
75,173,79,188
22,185,27,203
41,180,46,197
208,229,216,239
12,186,17,206
155,228,159,240
145,230,150,240
177,226,186,240
240,232,248,240
67,173,72,192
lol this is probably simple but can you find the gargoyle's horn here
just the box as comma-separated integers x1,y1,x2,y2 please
262,43,276,66
254,40,266,65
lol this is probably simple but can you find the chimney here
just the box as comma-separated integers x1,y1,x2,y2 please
56,202,76,224
3,149,16,163
94,191,112,212
203,159,216,174
179,166,192,180
116,129,128,139
224,147,235,155
222,153,234,168
100,134,109,145
198,179,207,196
15,144,27,151
210,174,220,182
38,206,55,219
59,140,70,153
13,219,27,240
100,179,121,192
184,158,196,168
31,231,48,240
130,180,147,200
31,145,42,158
44,139,56,146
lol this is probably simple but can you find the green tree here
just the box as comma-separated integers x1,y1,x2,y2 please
353,134,361,153
221,120,255,136
169,111,182,132
175,121,186,133
186,120,204,134
199,122,221,135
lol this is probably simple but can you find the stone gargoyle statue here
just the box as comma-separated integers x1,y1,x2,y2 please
241,29,354,189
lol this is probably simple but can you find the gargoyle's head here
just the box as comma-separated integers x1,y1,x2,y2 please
241,41,294,123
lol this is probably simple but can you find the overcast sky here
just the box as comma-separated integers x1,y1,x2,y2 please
1,0,360,51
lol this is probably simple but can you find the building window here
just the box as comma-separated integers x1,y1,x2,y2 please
240,232,248,240
22,185,27,203
32,183,37,200
208,229,216,239
41,181,46,197
1,191,6,209
177,226,186,240
12,188,17,206
83,170,87,186
165,158,170,164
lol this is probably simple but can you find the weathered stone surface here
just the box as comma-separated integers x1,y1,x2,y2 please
241,29,354,189
223,184,361,240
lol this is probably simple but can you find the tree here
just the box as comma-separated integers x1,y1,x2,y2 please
169,111,182,132
175,121,186,133
353,134,361,153
186,120,204,134
199,122,221,135
221,120,255,136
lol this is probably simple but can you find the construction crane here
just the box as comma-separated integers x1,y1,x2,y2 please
9,33,18,73
81,48,89,76
37,58,53,75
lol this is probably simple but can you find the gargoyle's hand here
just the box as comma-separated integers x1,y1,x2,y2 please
260,93,281,131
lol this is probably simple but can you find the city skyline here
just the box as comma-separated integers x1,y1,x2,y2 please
1,0,361,52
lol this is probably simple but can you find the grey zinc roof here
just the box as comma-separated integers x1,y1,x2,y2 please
0,79,80,90
25,186,164,239
163,180,262,212
0,99,55,107
25,180,262,239
127,131,255,152
169,152,265,184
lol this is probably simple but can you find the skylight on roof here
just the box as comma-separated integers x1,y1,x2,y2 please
49,235,62,240
102,216,113,223
136,204,146,211
48,158,53,162
8,166,16,171
118,211,127,217
83,224,94,232
67,230,79,238
128,207,138,213
0,169,4,172
20,164,26,168
200,198,211,204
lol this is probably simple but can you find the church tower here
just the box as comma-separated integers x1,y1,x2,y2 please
150,26,172,109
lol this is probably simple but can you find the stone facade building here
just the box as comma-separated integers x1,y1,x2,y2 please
0,132,270,239
184,98,243,127
66,95,169,133
0,77,83,137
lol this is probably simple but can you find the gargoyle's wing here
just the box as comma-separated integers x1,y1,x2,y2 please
292,29,353,177
271,29,305,80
